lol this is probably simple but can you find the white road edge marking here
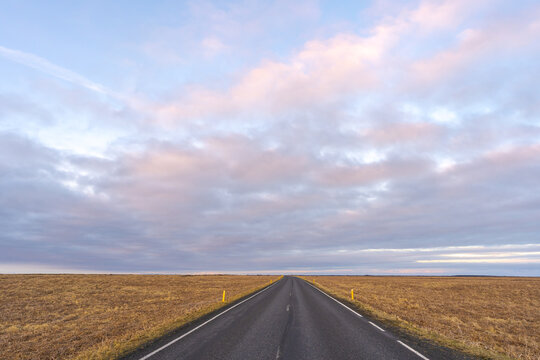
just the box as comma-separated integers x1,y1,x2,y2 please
368,321,385,332
304,281,362,317
305,280,430,360
397,340,430,360
137,280,280,360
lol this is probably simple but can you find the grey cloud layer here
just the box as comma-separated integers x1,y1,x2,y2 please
2,126,540,273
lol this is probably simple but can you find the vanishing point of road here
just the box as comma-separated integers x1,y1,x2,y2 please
123,276,474,360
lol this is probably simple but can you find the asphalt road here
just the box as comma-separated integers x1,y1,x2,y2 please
123,276,474,360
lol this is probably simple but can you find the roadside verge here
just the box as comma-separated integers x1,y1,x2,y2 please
74,276,283,360
298,277,512,360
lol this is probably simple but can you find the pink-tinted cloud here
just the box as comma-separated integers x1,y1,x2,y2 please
409,5,540,86
143,0,502,126
153,33,385,123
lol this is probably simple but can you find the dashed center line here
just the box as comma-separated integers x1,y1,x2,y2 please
136,278,432,360
275,345,281,359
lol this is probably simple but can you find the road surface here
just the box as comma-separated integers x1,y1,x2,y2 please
123,276,473,360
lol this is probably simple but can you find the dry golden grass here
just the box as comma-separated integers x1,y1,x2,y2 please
302,276,539,360
0,274,279,360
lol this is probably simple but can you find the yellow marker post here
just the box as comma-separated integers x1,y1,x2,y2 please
222,290,226,302
351,289,354,300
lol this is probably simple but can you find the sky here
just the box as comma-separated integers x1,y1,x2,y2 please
1,0,540,275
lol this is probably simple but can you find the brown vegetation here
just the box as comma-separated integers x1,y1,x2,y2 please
302,276,540,360
0,274,279,360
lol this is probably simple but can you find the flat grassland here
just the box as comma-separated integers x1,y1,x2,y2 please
0,274,279,360
302,276,539,360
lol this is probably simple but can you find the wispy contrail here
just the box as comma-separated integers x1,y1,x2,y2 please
0,45,118,97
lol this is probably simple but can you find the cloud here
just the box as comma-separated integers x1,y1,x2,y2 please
139,0,320,67
409,6,540,87
201,37,227,57
0,93,54,125
3,124,540,274
152,32,384,123
145,0,515,126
